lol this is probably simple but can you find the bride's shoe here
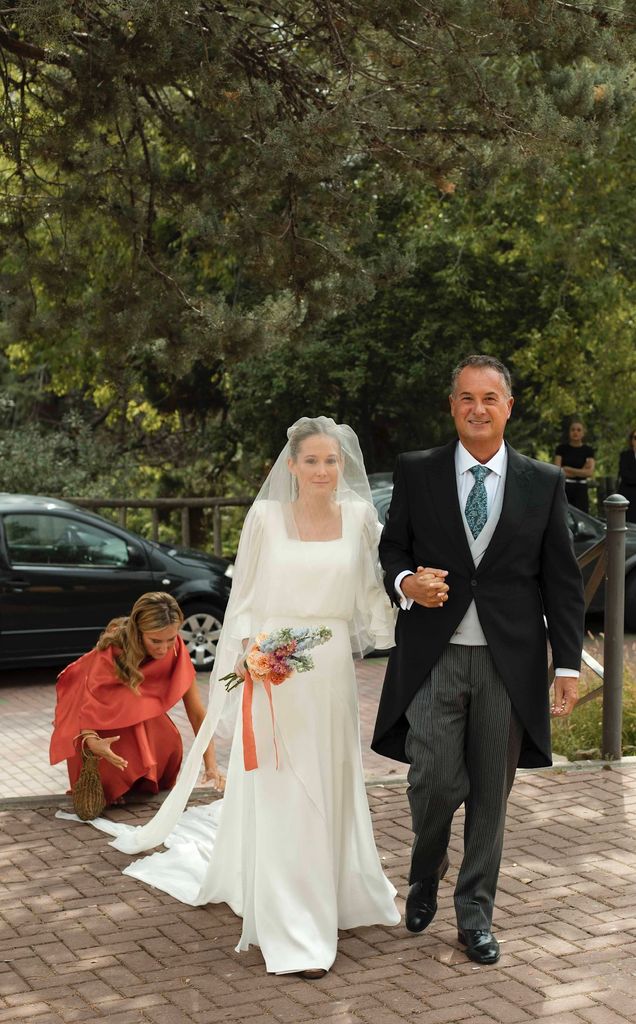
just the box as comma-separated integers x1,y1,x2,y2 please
299,968,327,980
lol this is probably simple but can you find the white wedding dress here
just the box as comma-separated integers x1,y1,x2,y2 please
61,500,400,974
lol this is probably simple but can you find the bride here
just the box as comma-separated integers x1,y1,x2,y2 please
61,417,400,976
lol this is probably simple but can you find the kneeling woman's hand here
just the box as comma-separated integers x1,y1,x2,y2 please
201,764,226,792
84,734,128,771
202,742,226,791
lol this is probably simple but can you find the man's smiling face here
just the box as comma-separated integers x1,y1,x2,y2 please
449,365,514,456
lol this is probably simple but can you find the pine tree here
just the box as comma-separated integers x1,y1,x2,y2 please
1,1,635,493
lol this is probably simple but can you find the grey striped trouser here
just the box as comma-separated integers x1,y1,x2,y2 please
405,644,523,931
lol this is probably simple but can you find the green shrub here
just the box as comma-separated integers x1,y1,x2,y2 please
551,662,636,760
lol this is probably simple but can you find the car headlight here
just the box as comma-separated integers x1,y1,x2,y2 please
224,563,234,579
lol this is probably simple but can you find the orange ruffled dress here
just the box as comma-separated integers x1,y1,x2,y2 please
50,636,195,804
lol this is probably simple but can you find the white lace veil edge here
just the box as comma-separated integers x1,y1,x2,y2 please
252,415,375,509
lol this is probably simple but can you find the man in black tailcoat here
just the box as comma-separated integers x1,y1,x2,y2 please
372,354,584,964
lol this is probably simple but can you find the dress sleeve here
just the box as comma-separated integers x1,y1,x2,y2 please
205,501,266,739
222,501,265,645
350,503,396,657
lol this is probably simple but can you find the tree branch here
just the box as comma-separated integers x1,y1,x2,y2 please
0,27,70,66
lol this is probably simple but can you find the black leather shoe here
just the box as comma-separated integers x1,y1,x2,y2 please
458,929,500,964
405,855,449,933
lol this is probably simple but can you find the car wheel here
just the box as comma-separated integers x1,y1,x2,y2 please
625,572,636,633
180,605,224,670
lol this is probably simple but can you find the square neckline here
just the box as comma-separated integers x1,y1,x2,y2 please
284,502,345,543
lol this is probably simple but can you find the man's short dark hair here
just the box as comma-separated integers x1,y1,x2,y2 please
450,355,512,397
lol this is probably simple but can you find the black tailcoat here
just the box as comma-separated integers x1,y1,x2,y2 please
372,441,585,769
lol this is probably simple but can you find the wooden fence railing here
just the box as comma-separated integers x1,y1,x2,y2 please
68,497,253,557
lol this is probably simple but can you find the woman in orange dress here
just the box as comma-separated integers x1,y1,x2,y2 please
50,592,224,806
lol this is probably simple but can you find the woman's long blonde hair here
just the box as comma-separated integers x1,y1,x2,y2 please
96,592,184,691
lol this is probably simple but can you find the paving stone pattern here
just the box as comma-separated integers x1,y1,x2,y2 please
2,765,636,1023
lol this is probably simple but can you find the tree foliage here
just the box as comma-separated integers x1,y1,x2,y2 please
232,134,636,476
1,2,636,495
1,2,634,363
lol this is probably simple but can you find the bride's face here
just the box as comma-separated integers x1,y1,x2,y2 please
288,434,342,497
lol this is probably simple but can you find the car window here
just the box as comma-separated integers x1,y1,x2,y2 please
373,492,392,525
3,513,131,568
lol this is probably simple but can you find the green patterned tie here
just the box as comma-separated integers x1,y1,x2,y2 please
465,465,491,539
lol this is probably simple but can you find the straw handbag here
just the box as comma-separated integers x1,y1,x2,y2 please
72,735,106,820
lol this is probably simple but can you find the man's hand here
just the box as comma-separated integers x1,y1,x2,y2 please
551,676,579,717
402,566,449,608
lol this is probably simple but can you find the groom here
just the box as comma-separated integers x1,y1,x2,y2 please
372,354,584,964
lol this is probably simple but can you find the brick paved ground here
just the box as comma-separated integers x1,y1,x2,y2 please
2,765,636,1023
2,634,636,1021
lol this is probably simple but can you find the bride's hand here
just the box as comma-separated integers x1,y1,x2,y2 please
233,655,247,679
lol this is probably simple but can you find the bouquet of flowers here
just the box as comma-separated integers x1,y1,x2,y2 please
221,626,333,692
220,626,333,772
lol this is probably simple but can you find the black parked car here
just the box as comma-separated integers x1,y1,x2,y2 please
0,494,233,670
371,486,636,630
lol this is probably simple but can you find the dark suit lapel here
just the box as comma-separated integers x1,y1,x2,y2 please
476,443,532,575
426,441,474,571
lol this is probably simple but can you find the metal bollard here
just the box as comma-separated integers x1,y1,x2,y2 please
602,494,629,760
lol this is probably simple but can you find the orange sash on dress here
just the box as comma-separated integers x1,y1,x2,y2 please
241,667,280,772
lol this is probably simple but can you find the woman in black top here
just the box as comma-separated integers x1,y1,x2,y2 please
554,420,595,513
617,428,636,524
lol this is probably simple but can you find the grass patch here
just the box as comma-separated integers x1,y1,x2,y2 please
551,640,636,760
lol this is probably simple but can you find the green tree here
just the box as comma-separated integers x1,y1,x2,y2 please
1,1,634,374
2,2,636,492
231,131,636,475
